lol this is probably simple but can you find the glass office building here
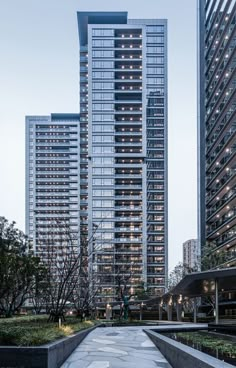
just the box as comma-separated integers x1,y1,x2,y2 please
198,0,236,268
78,12,168,302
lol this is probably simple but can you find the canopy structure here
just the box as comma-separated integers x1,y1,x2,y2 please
171,267,236,297
146,267,236,324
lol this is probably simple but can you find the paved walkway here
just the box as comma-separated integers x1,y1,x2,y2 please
61,326,171,368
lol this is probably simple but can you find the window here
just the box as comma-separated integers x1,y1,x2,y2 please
92,103,114,111
92,39,114,47
92,29,114,37
147,36,164,43
147,77,164,85
92,71,114,79
92,200,113,208
92,157,114,165
92,61,114,69
92,124,114,133
147,46,164,54
146,25,164,33
147,67,164,75
93,189,114,196
93,135,113,143
92,114,114,122
92,50,114,58
92,82,114,90
92,178,114,185
93,210,114,218
147,56,164,64
93,92,114,100
92,167,114,175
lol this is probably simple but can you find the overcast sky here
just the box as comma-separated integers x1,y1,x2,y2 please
0,0,197,271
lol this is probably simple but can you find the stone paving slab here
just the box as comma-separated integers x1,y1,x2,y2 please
60,326,172,368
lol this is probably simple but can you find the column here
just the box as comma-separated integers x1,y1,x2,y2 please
159,303,163,321
193,297,197,324
176,302,182,322
167,297,173,321
215,279,219,324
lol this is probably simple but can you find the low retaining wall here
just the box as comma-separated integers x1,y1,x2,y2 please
0,326,96,368
144,329,235,368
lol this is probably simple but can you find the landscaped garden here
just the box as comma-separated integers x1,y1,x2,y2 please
164,331,236,365
0,315,97,346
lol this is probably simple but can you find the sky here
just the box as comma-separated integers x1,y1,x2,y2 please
0,0,197,271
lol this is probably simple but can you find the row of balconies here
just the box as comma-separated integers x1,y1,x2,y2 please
206,188,236,220
207,208,236,237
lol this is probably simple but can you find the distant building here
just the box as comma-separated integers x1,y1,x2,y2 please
183,239,200,270
198,0,236,268
25,113,80,258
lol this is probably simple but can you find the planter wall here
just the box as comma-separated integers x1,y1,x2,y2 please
144,329,235,368
0,326,96,368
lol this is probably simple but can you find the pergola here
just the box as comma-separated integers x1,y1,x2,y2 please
147,267,236,324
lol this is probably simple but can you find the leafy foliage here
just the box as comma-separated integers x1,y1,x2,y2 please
0,315,95,346
172,332,236,356
0,218,46,317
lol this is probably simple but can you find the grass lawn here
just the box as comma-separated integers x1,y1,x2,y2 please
0,315,97,346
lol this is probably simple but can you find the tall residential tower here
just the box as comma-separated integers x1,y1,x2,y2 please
25,114,80,257
198,0,236,268
78,12,168,302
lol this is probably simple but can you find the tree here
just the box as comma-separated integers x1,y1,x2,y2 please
114,262,145,320
168,262,197,291
0,217,46,317
38,220,101,322
201,242,227,271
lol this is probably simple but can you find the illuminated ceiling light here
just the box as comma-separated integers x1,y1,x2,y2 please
227,225,230,228
225,73,229,77
216,179,219,183
216,162,219,166
226,148,230,152
217,232,220,235
226,186,230,190
225,54,229,58
226,167,230,171
227,206,230,209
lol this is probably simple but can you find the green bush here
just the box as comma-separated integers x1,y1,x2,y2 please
0,315,96,346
